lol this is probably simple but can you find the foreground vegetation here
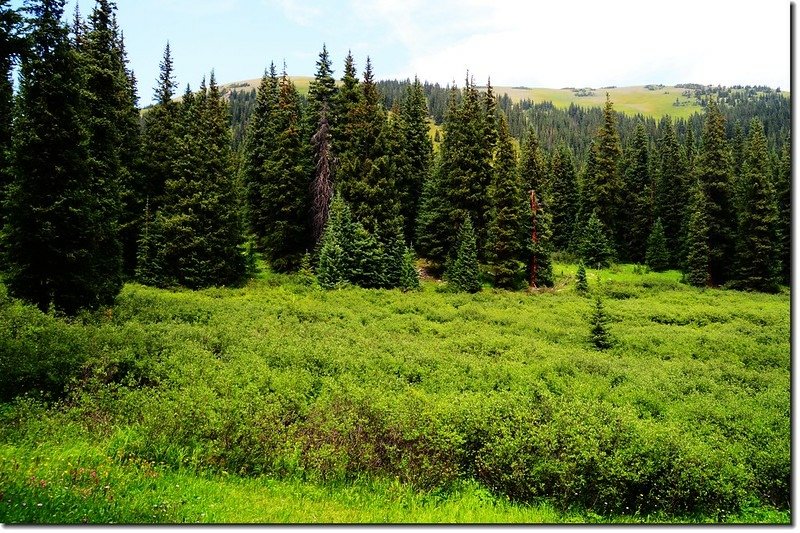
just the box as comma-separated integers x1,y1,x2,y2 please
0,263,790,523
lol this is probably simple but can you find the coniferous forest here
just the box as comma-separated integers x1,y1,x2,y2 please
0,0,791,525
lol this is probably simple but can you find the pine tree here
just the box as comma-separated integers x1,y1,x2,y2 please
578,212,614,269
488,116,525,289
140,43,178,211
550,144,579,250
307,43,337,126
582,95,624,253
528,191,555,289
241,64,279,248
332,51,361,170
415,157,450,263
685,182,711,288
730,121,746,211
399,246,421,292
317,193,353,289
590,297,613,351
776,137,790,284
734,118,780,292
576,262,589,294
310,103,334,246
654,117,688,267
446,216,481,293
520,127,549,200
398,77,433,242
695,99,734,285
156,74,245,288
622,122,652,263
645,218,670,272
4,0,120,313
0,0,22,209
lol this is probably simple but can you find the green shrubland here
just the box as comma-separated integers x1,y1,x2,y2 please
0,264,790,523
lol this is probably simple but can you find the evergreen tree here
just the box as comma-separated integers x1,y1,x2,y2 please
310,103,334,246
488,116,525,289
685,182,711,288
590,297,613,351
519,127,549,200
298,252,316,286
734,118,780,292
528,191,555,289
4,0,120,313
399,246,421,292
549,144,579,250
645,218,670,272
262,68,311,271
695,99,734,285
654,117,688,267
332,51,361,168
575,262,589,294
582,95,623,253
446,215,481,293
415,156,450,263
241,64,279,248
140,43,178,210
307,43,337,126
622,122,652,262
776,138,790,284
578,211,614,269
0,0,22,208
398,77,433,242
317,193,353,289
730,121,746,212
156,74,245,288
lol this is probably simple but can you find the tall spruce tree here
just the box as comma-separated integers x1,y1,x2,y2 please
4,0,121,313
549,144,579,250
307,44,337,127
488,116,525,289
528,190,555,289
415,156,450,263
685,182,711,288
734,118,780,292
155,74,245,288
654,117,688,267
622,122,652,263
776,137,790,284
446,215,481,293
695,99,734,285
241,64,278,247
332,51,360,169
398,77,433,242
645,218,670,272
520,127,549,201
582,95,623,254
0,0,22,209
140,43,178,211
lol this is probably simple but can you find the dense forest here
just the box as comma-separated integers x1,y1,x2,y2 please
1,0,790,315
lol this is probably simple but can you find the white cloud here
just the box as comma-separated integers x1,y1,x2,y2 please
264,0,322,27
360,0,789,88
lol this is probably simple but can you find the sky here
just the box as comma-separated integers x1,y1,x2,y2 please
50,0,793,105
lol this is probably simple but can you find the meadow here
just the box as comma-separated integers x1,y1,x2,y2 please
0,263,790,523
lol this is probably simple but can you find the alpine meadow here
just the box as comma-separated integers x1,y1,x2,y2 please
0,0,791,525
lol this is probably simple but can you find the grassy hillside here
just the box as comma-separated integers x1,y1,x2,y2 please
0,265,790,523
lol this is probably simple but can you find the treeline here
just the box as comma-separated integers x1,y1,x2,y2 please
0,0,790,317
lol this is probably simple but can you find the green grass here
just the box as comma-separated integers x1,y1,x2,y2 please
0,263,790,523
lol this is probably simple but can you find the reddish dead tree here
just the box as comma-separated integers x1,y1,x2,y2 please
311,104,334,245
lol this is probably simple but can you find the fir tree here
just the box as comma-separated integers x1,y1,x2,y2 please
156,74,245,288
590,297,613,351
622,122,652,263
695,99,734,285
645,218,670,272
528,191,555,289
654,117,688,267
332,51,361,168
734,118,780,292
317,193,353,289
4,0,120,313
582,95,623,253
307,43,337,126
398,77,433,242
310,103,334,246
0,0,22,208
415,157,450,263
730,121,746,211
298,251,316,286
140,43,178,210
550,144,579,250
578,211,614,269
776,138,790,284
520,127,549,201
685,182,711,288
488,116,525,289
576,262,589,294
446,216,481,293
241,64,279,247
399,246,421,292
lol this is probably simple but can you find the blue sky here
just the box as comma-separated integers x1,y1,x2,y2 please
29,0,795,106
